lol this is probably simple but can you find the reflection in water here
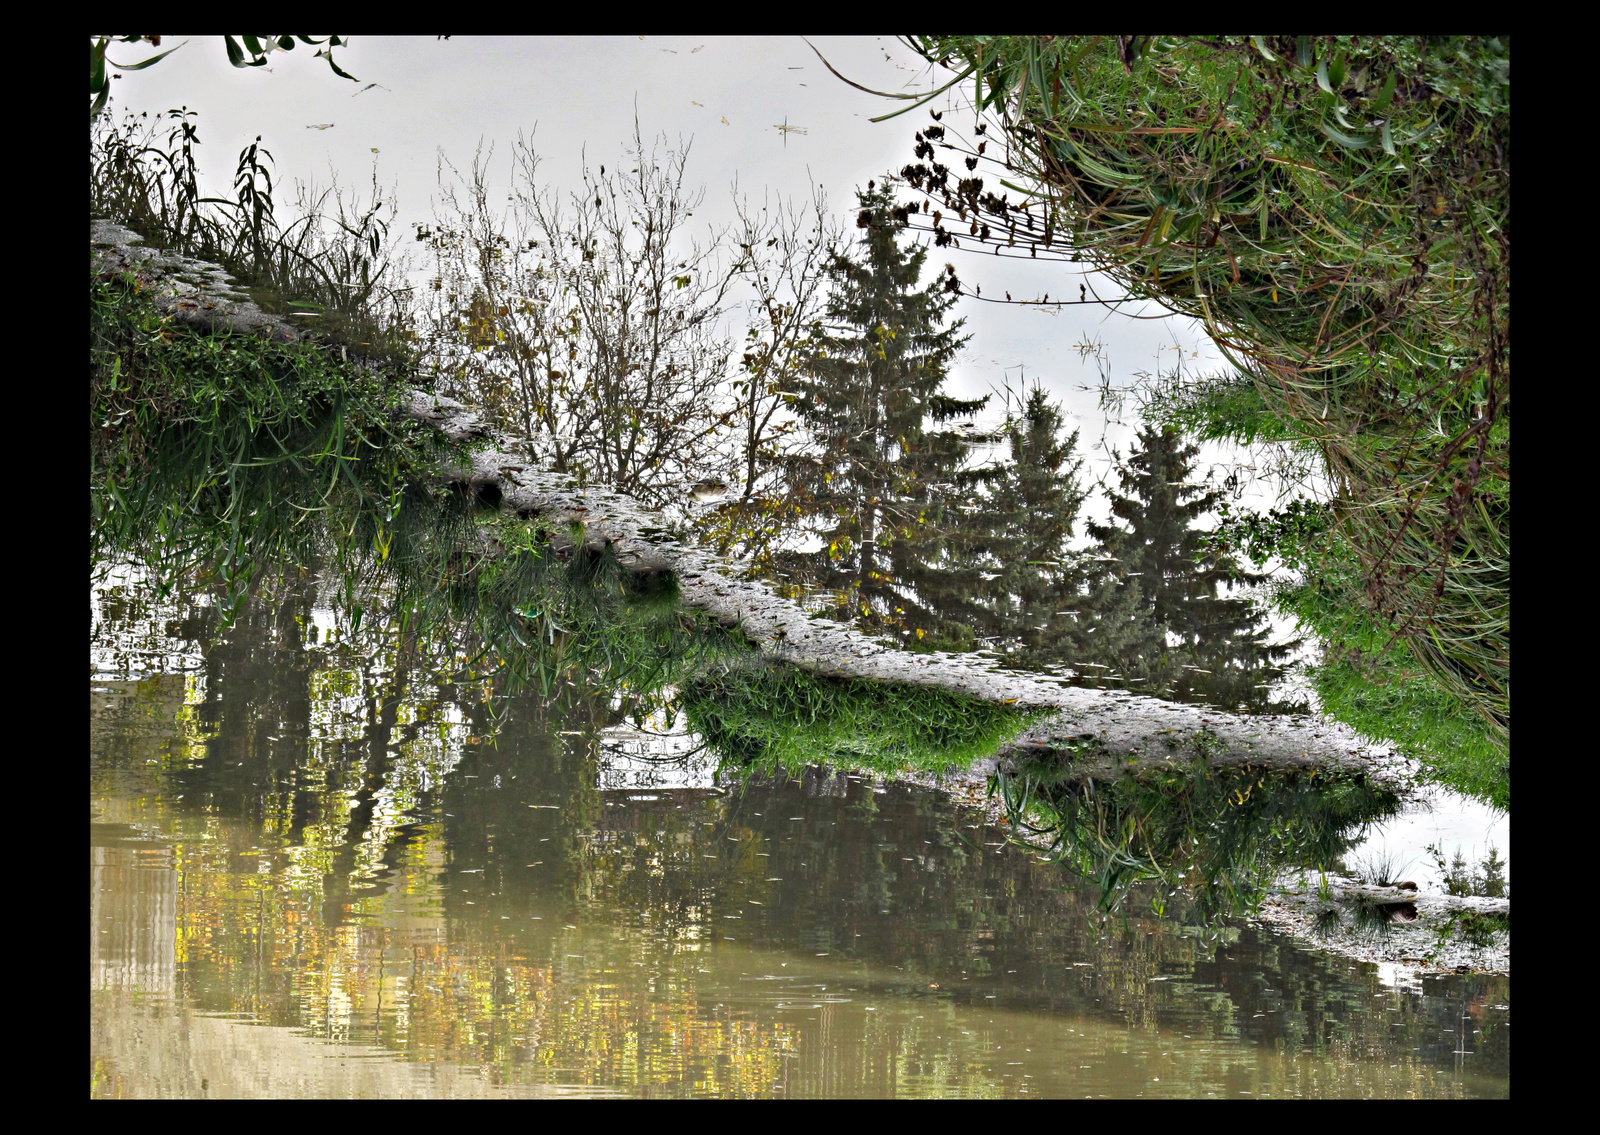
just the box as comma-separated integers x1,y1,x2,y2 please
758,411,1304,719
91,570,1507,1098
989,755,1403,926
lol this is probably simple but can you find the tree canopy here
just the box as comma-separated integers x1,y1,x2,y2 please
775,185,982,640
829,35,1508,801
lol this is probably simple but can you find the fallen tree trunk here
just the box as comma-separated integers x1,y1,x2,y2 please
91,219,1414,784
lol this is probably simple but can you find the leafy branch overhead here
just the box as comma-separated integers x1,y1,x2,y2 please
91,35,357,120
834,35,1508,796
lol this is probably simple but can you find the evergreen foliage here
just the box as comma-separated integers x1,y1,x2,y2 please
775,185,984,643
875,35,1509,803
945,386,1089,660
1066,425,1295,709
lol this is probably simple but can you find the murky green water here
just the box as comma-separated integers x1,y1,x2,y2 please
90,569,1508,1098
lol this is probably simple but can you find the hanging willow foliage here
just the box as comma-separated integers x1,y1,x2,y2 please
851,35,1508,762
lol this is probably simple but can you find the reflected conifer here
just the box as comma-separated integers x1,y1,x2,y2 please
775,183,983,639
1067,425,1298,710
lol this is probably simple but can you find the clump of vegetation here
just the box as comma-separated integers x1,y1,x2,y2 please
1446,908,1509,949
90,265,440,622
988,755,1403,928
413,532,743,704
1311,904,1344,939
680,661,1034,778
1423,906,1508,961
91,257,740,704
1427,841,1508,898
853,36,1508,807
1344,893,1420,938
90,102,750,703
91,106,416,364
1342,847,1415,888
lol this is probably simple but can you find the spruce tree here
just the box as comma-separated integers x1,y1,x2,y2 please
947,386,1090,661
776,183,984,642
1073,425,1297,709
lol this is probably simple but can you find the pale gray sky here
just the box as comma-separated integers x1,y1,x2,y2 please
101,36,1243,503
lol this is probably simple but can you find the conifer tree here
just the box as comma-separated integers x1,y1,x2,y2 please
776,183,984,640
944,386,1090,660
1072,424,1296,708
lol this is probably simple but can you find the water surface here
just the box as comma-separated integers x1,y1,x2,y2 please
90,570,1509,1098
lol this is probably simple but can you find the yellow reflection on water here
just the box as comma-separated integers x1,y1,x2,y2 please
91,787,1506,1099
90,572,1508,1098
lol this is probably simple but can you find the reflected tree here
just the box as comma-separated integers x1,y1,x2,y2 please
943,385,1090,658
420,127,740,509
775,183,984,639
1064,425,1297,709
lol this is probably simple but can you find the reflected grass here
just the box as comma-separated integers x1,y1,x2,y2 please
91,266,742,707
90,265,445,623
91,106,416,364
1343,847,1416,889
989,755,1404,930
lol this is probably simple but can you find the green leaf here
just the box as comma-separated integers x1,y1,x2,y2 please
1372,70,1397,112
1317,121,1371,150
102,40,187,73
1315,58,1334,95
1393,117,1439,147
315,46,360,82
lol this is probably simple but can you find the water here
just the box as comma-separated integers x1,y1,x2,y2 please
1342,788,1509,892
90,568,1508,1098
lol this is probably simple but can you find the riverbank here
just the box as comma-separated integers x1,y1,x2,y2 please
1254,879,1508,980
872,756,1508,981
91,217,1412,784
